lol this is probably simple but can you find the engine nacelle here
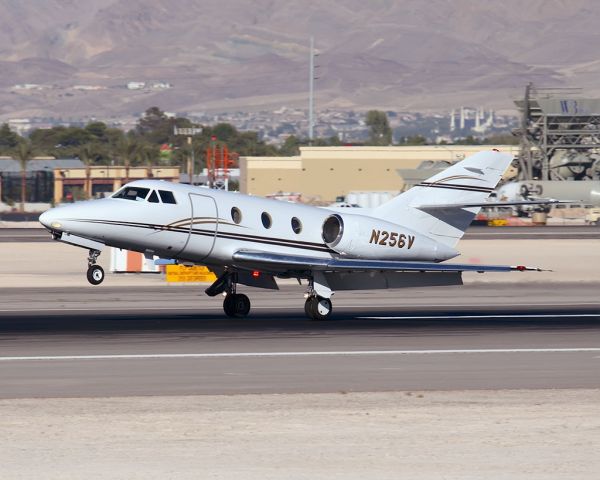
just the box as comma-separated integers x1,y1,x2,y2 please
321,213,457,261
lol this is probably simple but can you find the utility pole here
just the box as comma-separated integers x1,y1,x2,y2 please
188,136,195,185
209,135,217,189
308,36,315,144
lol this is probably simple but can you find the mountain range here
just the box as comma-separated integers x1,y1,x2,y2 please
1,0,599,120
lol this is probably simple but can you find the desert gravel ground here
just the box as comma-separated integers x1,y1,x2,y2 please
2,239,600,288
1,389,599,480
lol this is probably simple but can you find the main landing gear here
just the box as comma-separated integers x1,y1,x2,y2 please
304,295,333,321
86,249,104,286
223,292,251,318
205,271,251,318
206,270,334,320
301,274,334,321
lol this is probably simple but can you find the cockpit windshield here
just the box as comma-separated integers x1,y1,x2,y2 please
112,186,150,201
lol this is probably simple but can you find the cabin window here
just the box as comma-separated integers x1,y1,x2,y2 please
261,212,272,229
231,207,242,224
158,190,177,204
291,217,302,234
148,190,160,203
112,186,150,201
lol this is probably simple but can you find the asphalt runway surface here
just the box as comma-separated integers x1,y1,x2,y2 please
1,284,599,399
0,227,50,242
1,225,600,242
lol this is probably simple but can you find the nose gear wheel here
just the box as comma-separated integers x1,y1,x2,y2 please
86,265,105,285
86,249,104,285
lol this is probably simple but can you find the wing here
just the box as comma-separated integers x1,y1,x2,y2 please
231,250,545,274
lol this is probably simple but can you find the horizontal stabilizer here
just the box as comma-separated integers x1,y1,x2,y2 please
414,199,570,210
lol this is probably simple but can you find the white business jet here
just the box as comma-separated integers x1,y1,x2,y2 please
39,150,549,320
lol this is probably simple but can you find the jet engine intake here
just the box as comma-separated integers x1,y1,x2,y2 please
321,214,344,247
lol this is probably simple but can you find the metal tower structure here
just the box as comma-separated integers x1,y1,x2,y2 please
515,83,600,181
206,136,237,190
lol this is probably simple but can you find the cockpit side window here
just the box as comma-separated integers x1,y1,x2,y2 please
148,190,160,203
112,186,150,201
158,190,177,204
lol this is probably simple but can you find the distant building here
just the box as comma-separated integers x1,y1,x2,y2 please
240,146,519,204
12,84,47,90
53,165,180,204
73,85,105,91
127,82,146,90
0,159,180,204
152,82,172,90
7,119,32,136
0,158,84,204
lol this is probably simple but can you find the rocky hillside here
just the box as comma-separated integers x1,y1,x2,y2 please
0,0,598,119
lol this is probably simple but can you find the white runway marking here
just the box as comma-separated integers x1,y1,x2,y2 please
359,313,600,320
1,348,600,362
466,232,599,236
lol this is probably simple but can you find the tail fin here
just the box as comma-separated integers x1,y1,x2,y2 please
373,150,513,247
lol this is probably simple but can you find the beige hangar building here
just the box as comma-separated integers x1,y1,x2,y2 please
239,145,519,203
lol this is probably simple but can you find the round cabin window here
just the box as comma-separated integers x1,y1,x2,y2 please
291,217,302,234
231,207,242,224
261,212,272,229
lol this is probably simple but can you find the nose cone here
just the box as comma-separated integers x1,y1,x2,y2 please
38,206,70,231
39,207,66,231
39,200,111,240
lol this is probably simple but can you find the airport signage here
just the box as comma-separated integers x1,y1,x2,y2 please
174,127,203,136
165,265,216,283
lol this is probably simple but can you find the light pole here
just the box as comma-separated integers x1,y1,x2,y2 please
174,126,202,185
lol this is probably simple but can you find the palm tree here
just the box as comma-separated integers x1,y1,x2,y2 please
115,137,139,184
139,144,160,178
14,140,33,213
78,144,95,199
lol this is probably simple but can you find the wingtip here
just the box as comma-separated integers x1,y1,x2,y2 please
512,265,550,272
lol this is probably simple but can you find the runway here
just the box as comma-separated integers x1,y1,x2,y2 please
0,227,50,242
1,225,600,242
1,284,599,398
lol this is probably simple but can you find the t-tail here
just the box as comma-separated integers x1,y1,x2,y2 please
373,150,513,248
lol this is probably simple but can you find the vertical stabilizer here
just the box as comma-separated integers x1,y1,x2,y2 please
373,150,512,247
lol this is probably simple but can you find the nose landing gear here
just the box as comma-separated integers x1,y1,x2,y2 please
86,249,104,285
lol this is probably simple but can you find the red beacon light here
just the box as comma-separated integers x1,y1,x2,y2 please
252,270,261,278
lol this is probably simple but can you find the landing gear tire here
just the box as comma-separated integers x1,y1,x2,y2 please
304,297,313,318
305,296,332,321
86,265,105,285
223,293,251,318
